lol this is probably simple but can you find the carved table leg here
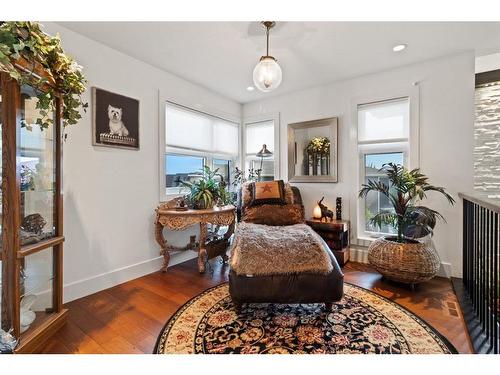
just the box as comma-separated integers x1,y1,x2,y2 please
155,220,170,272
198,222,208,273
220,221,235,264
223,221,235,241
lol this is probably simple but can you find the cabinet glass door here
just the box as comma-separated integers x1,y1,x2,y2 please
19,247,54,334
19,84,57,246
16,84,57,337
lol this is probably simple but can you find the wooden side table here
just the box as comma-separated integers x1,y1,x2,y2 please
306,218,350,266
155,204,236,273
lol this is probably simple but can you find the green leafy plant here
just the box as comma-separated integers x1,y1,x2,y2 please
0,21,87,131
306,137,330,155
358,163,455,243
182,166,233,209
232,166,261,188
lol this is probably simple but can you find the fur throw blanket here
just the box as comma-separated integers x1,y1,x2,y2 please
230,223,333,276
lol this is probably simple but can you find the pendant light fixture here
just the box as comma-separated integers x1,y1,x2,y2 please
253,21,282,92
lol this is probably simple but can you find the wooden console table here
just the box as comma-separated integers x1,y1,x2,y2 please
154,204,236,273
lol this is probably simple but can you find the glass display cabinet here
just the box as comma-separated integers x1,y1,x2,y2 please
1,58,67,353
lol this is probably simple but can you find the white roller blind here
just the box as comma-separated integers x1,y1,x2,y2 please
358,98,409,142
245,120,275,155
166,103,239,156
213,120,239,155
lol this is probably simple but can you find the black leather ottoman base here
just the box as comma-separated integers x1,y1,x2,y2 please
229,268,344,310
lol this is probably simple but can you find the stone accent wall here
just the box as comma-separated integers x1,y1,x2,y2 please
474,82,500,200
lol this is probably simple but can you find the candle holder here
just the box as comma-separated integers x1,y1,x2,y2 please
336,197,342,220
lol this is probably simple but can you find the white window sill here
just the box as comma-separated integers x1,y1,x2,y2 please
357,236,377,243
355,234,387,246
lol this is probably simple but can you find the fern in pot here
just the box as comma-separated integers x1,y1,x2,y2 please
358,163,454,288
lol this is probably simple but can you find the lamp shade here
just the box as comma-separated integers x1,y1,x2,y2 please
256,144,273,158
313,204,322,219
253,56,282,92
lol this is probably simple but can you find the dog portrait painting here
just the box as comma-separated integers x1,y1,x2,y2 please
92,87,139,149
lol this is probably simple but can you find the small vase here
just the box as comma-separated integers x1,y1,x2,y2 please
321,155,328,175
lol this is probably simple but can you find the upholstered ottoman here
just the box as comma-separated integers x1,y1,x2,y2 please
229,241,344,311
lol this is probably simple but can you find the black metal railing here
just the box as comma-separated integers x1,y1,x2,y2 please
458,193,499,354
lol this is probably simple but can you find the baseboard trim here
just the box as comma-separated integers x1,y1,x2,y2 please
62,250,198,303
349,247,452,278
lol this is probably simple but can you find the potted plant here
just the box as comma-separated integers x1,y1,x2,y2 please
182,166,232,209
306,137,330,176
232,166,262,186
358,163,455,288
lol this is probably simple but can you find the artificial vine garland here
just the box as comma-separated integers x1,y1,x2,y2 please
0,21,87,130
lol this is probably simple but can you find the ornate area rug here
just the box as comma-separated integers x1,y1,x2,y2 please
154,283,457,354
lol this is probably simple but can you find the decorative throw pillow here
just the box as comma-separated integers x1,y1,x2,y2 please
250,180,286,206
283,183,295,205
241,181,294,208
242,203,305,226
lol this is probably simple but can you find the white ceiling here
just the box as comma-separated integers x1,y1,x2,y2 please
59,22,500,103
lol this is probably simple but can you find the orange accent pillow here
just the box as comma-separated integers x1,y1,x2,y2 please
250,180,286,206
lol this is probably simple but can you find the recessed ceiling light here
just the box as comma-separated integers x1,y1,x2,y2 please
246,86,255,91
393,44,407,52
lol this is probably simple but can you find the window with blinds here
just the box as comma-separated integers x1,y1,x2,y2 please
357,97,410,238
357,98,409,143
164,103,239,195
166,103,239,156
244,119,276,181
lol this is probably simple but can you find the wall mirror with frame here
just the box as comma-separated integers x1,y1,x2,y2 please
287,117,338,183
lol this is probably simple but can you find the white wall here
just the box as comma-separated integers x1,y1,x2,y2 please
42,23,242,302
476,52,500,73
243,52,475,278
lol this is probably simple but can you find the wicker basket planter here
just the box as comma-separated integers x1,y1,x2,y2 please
368,237,440,286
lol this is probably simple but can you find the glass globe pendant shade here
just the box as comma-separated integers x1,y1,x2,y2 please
253,56,282,92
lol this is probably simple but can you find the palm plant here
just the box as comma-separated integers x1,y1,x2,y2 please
181,166,232,209
358,163,455,243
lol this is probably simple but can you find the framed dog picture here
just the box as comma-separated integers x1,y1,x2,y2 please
92,87,140,150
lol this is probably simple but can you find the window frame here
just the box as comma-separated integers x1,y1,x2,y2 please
242,113,280,181
164,152,206,195
159,94,241,202
358,146,408,239
350,86,420,244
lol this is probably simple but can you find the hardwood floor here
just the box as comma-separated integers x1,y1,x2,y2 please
41,259,473,354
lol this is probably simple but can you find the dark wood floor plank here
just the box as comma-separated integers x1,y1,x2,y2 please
43,258,472,354
71,290,157,353
40,337,71,354
52,321,105,354
66,299,143,353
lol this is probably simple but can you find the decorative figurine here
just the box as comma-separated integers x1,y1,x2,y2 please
21,213,47,234
0,328,18,353
317,197,334,222
20,294,37,333
336,197,342,220
164,196,188,211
